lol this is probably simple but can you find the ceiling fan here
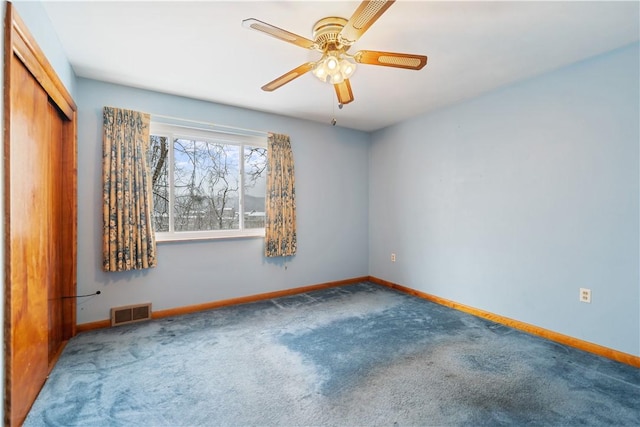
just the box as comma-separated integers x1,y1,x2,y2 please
242,0,427,106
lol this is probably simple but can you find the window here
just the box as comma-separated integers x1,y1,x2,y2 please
148,122,267,241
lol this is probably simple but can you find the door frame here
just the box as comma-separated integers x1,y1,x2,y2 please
3,3,77,425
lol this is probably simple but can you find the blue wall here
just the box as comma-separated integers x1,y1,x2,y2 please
75,78,370,324
369,43,640,356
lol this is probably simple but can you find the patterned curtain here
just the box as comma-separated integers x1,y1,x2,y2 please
265,133,297,257
102,107,157,271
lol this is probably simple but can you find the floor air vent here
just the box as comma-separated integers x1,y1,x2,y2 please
111,303,152,327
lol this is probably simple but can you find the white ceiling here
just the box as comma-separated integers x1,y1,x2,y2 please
42,1,639,132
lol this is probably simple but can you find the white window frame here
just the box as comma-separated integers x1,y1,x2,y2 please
149,122,267,242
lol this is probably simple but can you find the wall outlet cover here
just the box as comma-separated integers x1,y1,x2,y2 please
579,288,591,303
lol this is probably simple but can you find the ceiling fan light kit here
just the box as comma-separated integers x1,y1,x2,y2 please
312,54,357,84
242,0,427,106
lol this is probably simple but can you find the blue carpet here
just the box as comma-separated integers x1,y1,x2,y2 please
25,282,640,426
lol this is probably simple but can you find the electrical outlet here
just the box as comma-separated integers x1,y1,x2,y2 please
391,253,396,262
579,288,591,303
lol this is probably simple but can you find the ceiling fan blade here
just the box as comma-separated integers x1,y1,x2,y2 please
334,80,354,105
242,18,319,50
261,62,315,92
338,0,396,46
354,50,427,70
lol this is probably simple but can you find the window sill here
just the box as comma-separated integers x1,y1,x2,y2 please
155,229,265,243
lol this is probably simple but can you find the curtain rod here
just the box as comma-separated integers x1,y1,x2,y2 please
150,113,270,138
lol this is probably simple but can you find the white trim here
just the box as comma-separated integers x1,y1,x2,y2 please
150,114,269,138
155,228,265,243
150,122,267,147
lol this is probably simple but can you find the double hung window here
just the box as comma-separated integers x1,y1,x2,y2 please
148,122,267,241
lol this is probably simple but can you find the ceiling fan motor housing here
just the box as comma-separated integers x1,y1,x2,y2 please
313,17,349,52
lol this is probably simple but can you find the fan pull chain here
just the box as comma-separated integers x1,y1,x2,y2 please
331,89,337,126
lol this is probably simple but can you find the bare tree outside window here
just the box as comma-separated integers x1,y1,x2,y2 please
149,135,169,232
174,139,239,231
148,130,267,237
244,146,267,229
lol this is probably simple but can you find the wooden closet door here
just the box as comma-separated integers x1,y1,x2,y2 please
6,54,57,426
6,53,73,427
48,101,65,364
4,5,77,426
